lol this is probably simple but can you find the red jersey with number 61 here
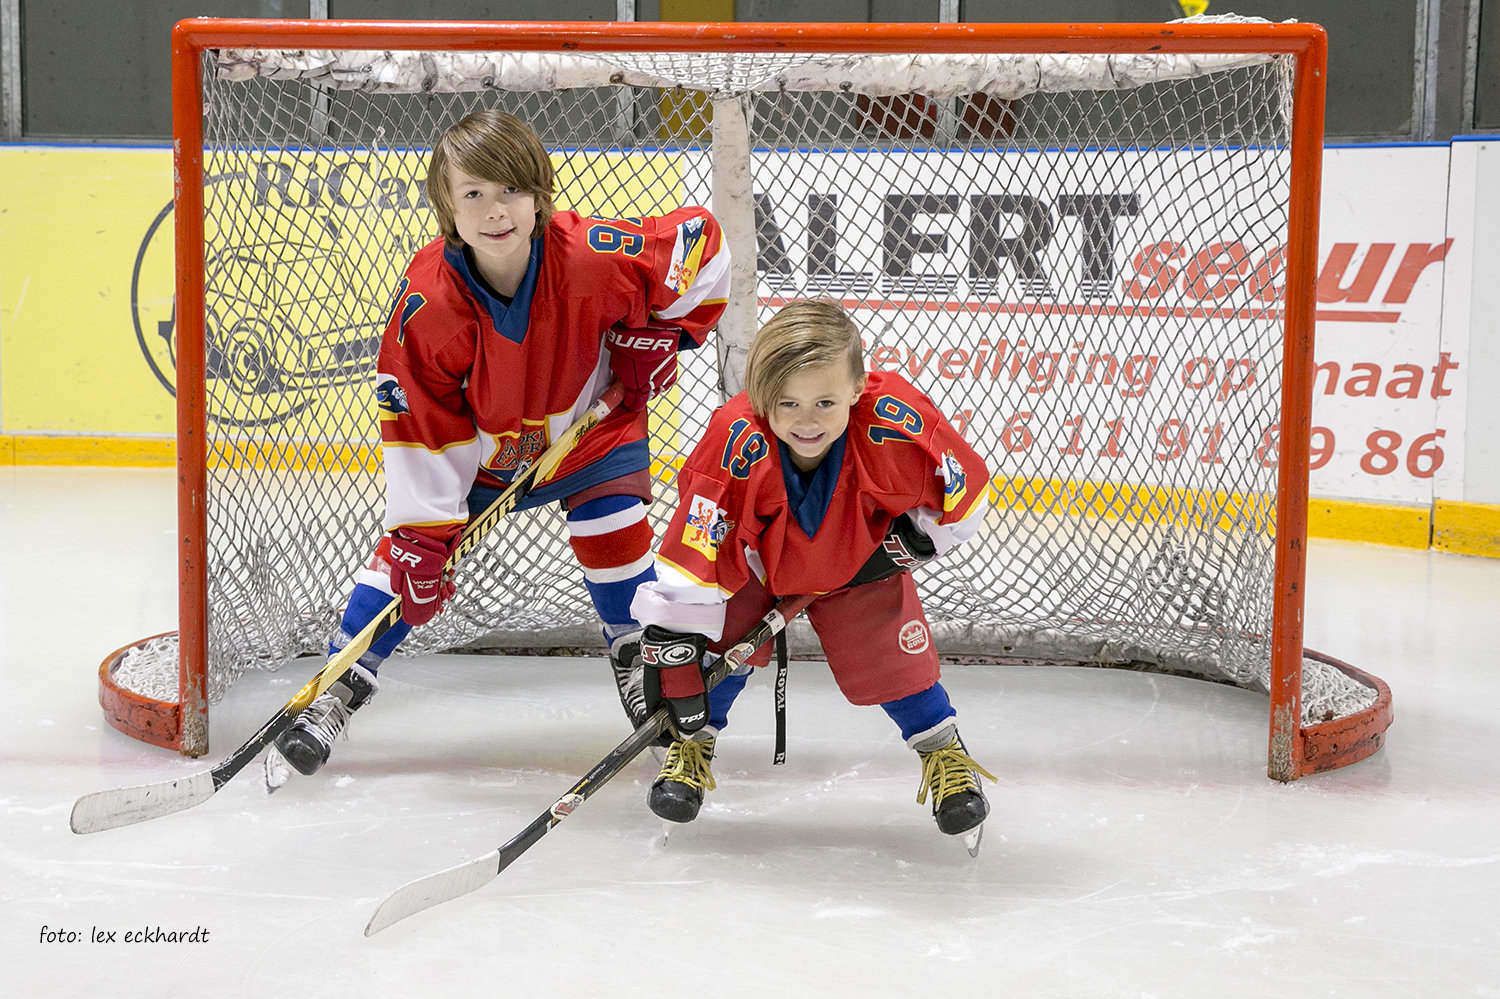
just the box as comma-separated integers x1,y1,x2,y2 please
632,371,990,641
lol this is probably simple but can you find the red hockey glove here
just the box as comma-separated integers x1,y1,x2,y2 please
387,529,457,627
605,321,683,411
640,625,711,735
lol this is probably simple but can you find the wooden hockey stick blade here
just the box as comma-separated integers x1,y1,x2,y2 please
365,717,662,935
70,609,397,834
364,594,816,935
72,385,625,835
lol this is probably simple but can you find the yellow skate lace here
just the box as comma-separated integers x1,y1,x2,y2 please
658,736,717,792
916,740,997,806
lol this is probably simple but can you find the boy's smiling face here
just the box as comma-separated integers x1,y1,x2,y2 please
446,166,537,289
767,362,866,472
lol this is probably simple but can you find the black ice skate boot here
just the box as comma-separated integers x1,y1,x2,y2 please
274,663,379,776
608,635,648,729
914,724,997,837
648,732,717,823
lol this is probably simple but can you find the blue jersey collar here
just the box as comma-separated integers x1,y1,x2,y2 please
442,237,544,345
778,432,847,539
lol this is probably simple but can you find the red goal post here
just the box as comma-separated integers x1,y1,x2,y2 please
97,16,1390,780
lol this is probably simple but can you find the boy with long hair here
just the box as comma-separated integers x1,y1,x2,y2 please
269,110,729,781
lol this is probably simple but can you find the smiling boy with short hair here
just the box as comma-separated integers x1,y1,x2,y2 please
631,300,996,843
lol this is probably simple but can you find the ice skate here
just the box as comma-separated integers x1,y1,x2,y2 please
914,724,996,855
961,826,983,858
263,743,293,793
648,732,716,831
272,663,379,777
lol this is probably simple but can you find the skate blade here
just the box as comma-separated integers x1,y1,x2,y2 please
263,746,293,794
962,824,983,858
660,821,673,846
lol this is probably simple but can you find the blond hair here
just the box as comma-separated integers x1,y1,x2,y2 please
745,300,866,417
426,110,555,248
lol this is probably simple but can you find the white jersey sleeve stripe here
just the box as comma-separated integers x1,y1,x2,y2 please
653,245,731,322
353,563,396,596
630,577,729,642
382,438,483,532
911,500,986,556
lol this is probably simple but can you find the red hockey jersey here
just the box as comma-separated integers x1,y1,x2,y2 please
632,372,990,640
374,208,728,535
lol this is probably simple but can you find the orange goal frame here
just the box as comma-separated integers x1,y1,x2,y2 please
96,17,1391,780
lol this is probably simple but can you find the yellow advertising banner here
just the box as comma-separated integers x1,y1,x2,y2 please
0,145,687,461
0,147,179,437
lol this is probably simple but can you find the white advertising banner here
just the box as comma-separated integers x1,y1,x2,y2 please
1439,139,1499,506
735,144,1463,506
1309,146,1457,504
748,147,1288,500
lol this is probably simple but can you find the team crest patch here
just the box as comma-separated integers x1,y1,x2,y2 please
898,619,930,655
666,216,708,296
940,449,968,512
488,428,546,473
375,375,409,418
682,493,731,560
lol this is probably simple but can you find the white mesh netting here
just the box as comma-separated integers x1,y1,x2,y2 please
113,37,1377,729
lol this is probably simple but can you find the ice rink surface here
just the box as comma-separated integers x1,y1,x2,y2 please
4,466,1499,998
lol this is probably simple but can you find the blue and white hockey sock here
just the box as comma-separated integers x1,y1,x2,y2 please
880,682,958,746
565,494,656,647
328,580,412,672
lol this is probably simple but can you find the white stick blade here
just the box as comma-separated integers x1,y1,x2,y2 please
69,771,217,834
364,851,501,936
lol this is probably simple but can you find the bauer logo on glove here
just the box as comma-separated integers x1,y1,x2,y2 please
604,319,685,411
386,529,458,626
605,329,676,353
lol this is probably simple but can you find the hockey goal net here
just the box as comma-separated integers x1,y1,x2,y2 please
102,17,1390,780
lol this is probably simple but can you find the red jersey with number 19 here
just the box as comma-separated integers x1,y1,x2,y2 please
633,372,989,640
373,208,728,538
